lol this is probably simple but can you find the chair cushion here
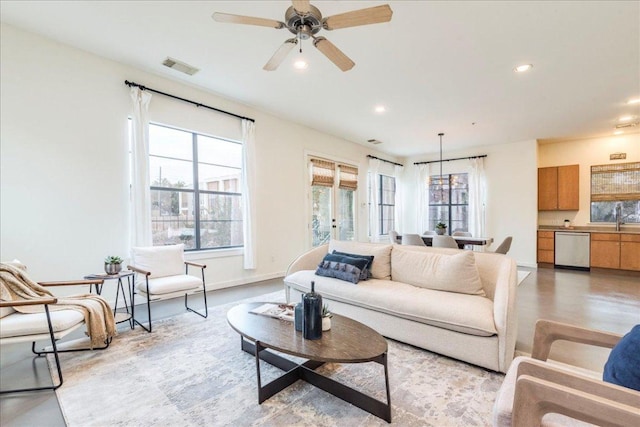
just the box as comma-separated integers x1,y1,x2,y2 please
603,324,640,391
391,245,486,296
137,274,202,296
131,244,185,278
0,309,84,338
328,240,392,280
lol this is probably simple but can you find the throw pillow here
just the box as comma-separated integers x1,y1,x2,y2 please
315,253,369,284
603,324,640,391
391,246,486,296
332,250,374,280
328,240,393,280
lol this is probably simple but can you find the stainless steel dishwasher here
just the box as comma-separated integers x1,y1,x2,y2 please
555,232,590,270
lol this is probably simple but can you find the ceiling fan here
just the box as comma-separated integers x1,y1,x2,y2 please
212,1,393,72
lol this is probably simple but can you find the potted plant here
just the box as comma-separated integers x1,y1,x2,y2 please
104,255,123,275
435,222,447,235
322,304,333,331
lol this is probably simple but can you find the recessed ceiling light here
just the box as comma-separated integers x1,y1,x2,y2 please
628,98,640,105
619,115,635,122
514,64,532,73
374,105,387,114
613,130,624,135
293,59,308,70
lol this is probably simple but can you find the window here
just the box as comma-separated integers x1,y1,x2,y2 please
590,162,640,223
379,175,395,235
148,123,243,250
428,173,469,233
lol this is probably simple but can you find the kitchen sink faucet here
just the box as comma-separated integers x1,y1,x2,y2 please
615,204,624,231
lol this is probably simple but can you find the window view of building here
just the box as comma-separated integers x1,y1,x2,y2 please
148,123,243,250
428,173,469,233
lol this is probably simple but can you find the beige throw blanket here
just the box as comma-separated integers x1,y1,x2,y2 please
0,263,117,348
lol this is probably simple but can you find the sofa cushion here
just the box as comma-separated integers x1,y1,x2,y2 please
603,324,640,391
391,246,485,296
316,253,369,284
137,274,202,295
131,244,185,278
332,251,374,280
0,309,85,338
285,270,497,337
329,240,392,280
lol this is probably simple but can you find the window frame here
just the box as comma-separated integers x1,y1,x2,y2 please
428,173,469,234
378,174,396,236
590,162,640,224
148,122,243,251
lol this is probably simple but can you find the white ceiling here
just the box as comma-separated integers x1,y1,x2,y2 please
1,1,639,157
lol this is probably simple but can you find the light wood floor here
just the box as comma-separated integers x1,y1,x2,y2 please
1,268,639,426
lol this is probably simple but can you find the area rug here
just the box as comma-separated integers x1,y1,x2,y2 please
51,291,503,426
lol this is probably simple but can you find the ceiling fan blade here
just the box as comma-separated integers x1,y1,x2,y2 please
313,37,355,71
212,12,284,29
323,4,393,30
291,0,311,14
263,38,298,71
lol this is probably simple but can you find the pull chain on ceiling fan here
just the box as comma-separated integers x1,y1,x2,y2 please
212,1,393,71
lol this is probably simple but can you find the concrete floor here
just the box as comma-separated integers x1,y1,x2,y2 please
1,268,639,426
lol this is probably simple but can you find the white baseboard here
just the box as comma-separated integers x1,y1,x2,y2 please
206,272,286,291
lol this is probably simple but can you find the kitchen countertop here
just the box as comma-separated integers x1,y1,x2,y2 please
538,226,640,235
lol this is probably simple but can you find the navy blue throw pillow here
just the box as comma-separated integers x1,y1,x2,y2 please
315,253,369,284
603,324,640,391
332,250,374,280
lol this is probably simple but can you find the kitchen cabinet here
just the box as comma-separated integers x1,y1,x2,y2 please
591,233,640,271
538,165,579,211
620,234,640,271
537,231,555,264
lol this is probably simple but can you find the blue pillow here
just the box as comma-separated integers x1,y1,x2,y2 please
603,324,640,391
315,253,369,284
332,250,374,280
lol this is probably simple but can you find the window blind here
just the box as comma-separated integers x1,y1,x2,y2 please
311,158,335,187
338,164,358,190
591,161,640,201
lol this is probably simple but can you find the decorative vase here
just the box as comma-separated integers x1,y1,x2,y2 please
322,316,331,331
104,263,122,275
294,302,303,332
436,228,446,235
303,281,322,340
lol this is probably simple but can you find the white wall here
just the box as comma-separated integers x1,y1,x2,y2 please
403,140,539,267
538,133,640,227
0,23,399,297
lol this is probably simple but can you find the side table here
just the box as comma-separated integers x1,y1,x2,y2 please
84,271,135,329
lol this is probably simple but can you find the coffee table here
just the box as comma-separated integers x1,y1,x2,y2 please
227,302,391,422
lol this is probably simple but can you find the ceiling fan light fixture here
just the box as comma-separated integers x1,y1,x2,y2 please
374,105,387,114
293,58,309,70
514,64,532,73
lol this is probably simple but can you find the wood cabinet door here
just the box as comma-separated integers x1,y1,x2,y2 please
557,165,579,210
620,235,640,271
590,236,620,269
538,167,558,210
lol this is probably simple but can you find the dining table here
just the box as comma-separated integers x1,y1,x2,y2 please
397,234,494,249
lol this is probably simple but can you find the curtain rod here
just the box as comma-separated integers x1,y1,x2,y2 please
414,154,487,165
124,80,255,123
367,155,403,167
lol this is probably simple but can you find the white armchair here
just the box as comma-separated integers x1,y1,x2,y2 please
128,244,208,332
493,319,640,426
0,278,110,394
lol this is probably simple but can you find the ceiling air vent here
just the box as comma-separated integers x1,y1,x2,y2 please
367,139,383,145
615,122,638,129
162,57,200,76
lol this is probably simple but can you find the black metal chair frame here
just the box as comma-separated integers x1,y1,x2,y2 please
129,262,208,333
0,296,110,395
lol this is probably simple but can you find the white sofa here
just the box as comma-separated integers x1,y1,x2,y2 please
284,240,518,373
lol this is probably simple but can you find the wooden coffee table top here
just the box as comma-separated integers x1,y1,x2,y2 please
227,302,388,363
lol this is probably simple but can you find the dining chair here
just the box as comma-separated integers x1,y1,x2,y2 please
422,230,436,236
432,235,459,249
401,234,426,246
453,231,472,249
389,230,399,244
493,237,513,254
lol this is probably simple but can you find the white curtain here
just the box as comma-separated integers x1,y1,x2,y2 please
393,164,404,233
468,157,486,243
416,164,432,234
241,120,256,269
129,87,153,248
368,158,382,241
